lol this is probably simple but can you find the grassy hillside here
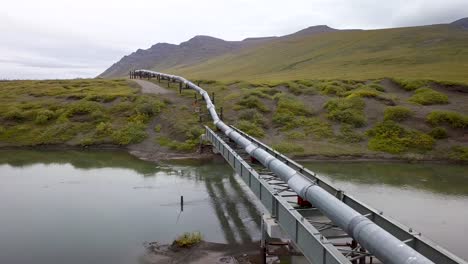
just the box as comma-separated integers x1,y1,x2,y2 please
164,25,468,83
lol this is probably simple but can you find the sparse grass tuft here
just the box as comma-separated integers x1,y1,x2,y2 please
173,232,202,248
408,87,449,105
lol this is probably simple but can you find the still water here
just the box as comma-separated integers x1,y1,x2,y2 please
0,150,262,264
304,162,468,261
0,150,467,263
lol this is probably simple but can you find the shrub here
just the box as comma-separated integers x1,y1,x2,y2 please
4,108,26,121
426,111,468,128
366,121,434,154
273,95,311,128
157,137,198,152
273,142,304,154
384,106,413,122
393,79,428,91
337,124,364,143
449,146,468,161
111,122,147,145
96,122,112,135
174,232,202,248
66,101,103,117
236,120,265,138
429,127,448,139
154,124,161,132
408,88,449,105
324,97,366,127
237,95,269,112
286,130,306,139
239,109,267,128
34,110,55,124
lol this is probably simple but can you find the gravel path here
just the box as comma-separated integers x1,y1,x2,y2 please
132,79,173,94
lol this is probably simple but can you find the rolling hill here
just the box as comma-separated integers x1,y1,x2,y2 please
100,18,468,83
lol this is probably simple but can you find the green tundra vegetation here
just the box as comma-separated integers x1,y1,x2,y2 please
0,79,166,146
1,77,467,162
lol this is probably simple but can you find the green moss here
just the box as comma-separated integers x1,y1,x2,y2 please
408,87,449,105
366,121,434,154
384,106,413,121
324,97,366,127
426,110,468,128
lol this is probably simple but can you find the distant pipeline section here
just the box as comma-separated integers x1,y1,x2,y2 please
133,69,434,264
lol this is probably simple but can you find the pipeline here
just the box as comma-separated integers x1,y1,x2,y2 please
134,70,434,264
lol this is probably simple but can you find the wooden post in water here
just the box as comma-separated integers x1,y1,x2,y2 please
180,196,184,212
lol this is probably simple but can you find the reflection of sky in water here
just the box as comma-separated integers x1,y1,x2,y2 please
0,150,262,264
304,162,468,261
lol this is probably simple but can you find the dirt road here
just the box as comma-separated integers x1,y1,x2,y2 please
132,79,173,94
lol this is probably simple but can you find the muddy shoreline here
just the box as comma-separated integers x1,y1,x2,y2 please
0,143,466,165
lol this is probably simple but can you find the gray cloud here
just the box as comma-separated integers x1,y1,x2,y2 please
0,0,466,79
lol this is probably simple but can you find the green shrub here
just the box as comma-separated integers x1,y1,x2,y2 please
239,109,266,127
286,130,306,139
426,111,468,128
384,106,413,121
366,121,434,154
157,137,198,152
273,142,305,154
273,95,311,128
66,101,103,117
393,79,428,91
174,232,202,248
34,110,55,124
449,146,468,161
154,124,162,133
324,97,366,127
96,122,112,136
429,127,448,139
4,108,26,121
237,95,269,112
236,120,265,138
337,124,364,143
408,88,448,105
111,122,147,145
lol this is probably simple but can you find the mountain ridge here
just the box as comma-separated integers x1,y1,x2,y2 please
99,17,468,80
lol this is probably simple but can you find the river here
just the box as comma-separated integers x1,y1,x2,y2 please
0,150,467,263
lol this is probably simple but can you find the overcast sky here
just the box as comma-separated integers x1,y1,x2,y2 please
1,0,467,79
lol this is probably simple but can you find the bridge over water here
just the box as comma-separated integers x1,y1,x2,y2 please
132,70,467,264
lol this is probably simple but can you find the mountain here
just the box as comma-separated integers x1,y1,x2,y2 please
451,17,468,30
99,26,339,78
100,18,468,83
